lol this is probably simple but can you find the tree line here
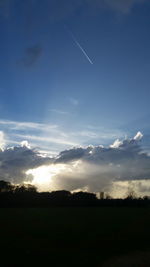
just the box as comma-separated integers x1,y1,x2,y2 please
0,180,150,207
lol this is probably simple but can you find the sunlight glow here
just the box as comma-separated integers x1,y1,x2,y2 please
26,164,66,191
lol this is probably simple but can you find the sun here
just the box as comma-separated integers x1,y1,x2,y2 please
26,164,66,191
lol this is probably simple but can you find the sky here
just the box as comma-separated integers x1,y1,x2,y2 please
0,0,150,196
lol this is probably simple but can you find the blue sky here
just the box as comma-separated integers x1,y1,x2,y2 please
0,0,150,153
1,0,150,195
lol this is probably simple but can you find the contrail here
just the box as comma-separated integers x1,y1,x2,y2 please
64,25,93,65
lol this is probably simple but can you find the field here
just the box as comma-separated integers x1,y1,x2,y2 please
0,207,150,266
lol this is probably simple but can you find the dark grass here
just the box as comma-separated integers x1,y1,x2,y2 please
0,207,150,266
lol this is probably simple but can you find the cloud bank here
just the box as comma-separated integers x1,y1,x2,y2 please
0,130,150,196
52,131,150,193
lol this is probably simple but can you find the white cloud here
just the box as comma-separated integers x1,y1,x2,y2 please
15,133,78,147
74,130,98,138
0,131,5,150
50,109,68,115
0,119,57,131
70,126,124,146
69,97,79,106
21,140,31,149
0,119,126,154
0,119,77,151
110,139,123,148
134,131,143,141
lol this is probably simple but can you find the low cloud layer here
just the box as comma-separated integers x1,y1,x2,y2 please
52,131,150,193
0,131,150,196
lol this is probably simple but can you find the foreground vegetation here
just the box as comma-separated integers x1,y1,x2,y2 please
0,207,150,266
1,181,150,266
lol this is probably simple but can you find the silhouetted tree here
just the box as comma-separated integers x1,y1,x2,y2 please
0,180,150,208
143,196,150,201
24,184,37,193
125,189,137,200
14,184,37,194
0,180,14,193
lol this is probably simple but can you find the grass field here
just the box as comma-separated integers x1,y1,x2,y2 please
0,207,150,266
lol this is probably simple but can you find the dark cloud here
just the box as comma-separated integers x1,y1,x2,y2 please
19,44,43,67
56,132,143,165
55,147,91,163
0,144,53,183
53,132,150,193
